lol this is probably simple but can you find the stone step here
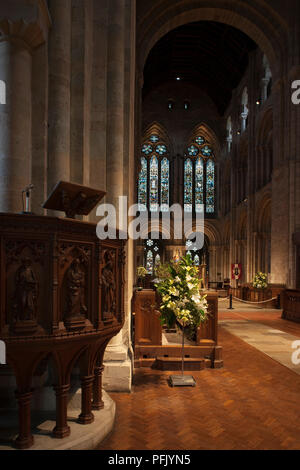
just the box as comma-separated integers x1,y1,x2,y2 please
154,356,206,371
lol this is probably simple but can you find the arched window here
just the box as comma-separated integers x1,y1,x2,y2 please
146,250,154,275
138,157,148,210
0,80,6,105
138,133,170,212
226,116,232,152
262,54,272,101
206,159,215,213
161,157,169,212
184,158,193,212
144,239,161,275
184,135,216,215
195,157,204,212
241,88,249,132
149,155,159,212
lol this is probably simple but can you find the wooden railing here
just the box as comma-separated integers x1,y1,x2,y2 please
230,284,285,308
0,213,126,448
282,289,300,323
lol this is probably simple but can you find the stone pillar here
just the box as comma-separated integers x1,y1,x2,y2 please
48,0,71,194
15,390,34,449
53,384,71,438
270,78,289,285
102,0,132,392
0,42,31,213
106,0,125,212
0,2,49,213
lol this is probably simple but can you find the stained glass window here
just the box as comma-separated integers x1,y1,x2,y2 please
138,157,147,210
184,137,215,215
155,254,161,266
195,157,204,213
184,159,193,212
161,158,169,212
150,134,159,143
206,159,215,213
188,145,199,157
150,155,159,212
194,254,200,266
142,144,153,155
156,145,167,155
201,145,213,157
139,133,170,212
146,250,154,275
195,136,205,146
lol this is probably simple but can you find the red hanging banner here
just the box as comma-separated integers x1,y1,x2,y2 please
231,263,242,280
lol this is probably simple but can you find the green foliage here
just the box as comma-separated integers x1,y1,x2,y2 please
252,272,268,289
137,266,147,279
155,254,208,329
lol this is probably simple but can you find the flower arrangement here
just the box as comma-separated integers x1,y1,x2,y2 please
155,255,208,330
136,266,147,289
252,272,268,289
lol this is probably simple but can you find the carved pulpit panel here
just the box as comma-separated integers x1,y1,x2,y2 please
100,248,117,323
4,239,49,335
58,243,92,332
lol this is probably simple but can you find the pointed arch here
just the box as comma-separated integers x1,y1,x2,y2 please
187,122,221,158
142,121,173,154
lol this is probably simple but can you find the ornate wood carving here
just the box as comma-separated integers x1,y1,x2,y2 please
5,240,46,267
100,249,117,322
12,258,39,334
64,258,87,331
0,213,126,448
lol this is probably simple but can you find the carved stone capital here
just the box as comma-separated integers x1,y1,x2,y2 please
0,0,51,51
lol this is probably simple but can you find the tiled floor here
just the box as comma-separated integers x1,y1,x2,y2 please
97,311,300,451
219,318,300,375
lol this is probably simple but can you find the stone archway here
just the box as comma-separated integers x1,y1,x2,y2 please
137,1,287,77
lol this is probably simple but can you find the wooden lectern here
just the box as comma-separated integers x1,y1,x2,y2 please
43,181,106,218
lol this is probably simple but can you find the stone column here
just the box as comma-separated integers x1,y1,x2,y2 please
106,0,125,212
102,0,132,393
270,77,289,285
47,0,71,195
0,2,49,213
0,42,31,212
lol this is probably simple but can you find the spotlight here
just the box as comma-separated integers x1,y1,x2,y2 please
256,100,260,105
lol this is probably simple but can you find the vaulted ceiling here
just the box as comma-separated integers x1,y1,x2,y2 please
143,21,257,115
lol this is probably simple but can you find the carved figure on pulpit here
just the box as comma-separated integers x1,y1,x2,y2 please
102,251,116,318
66,258,87,318
13,258,38,322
